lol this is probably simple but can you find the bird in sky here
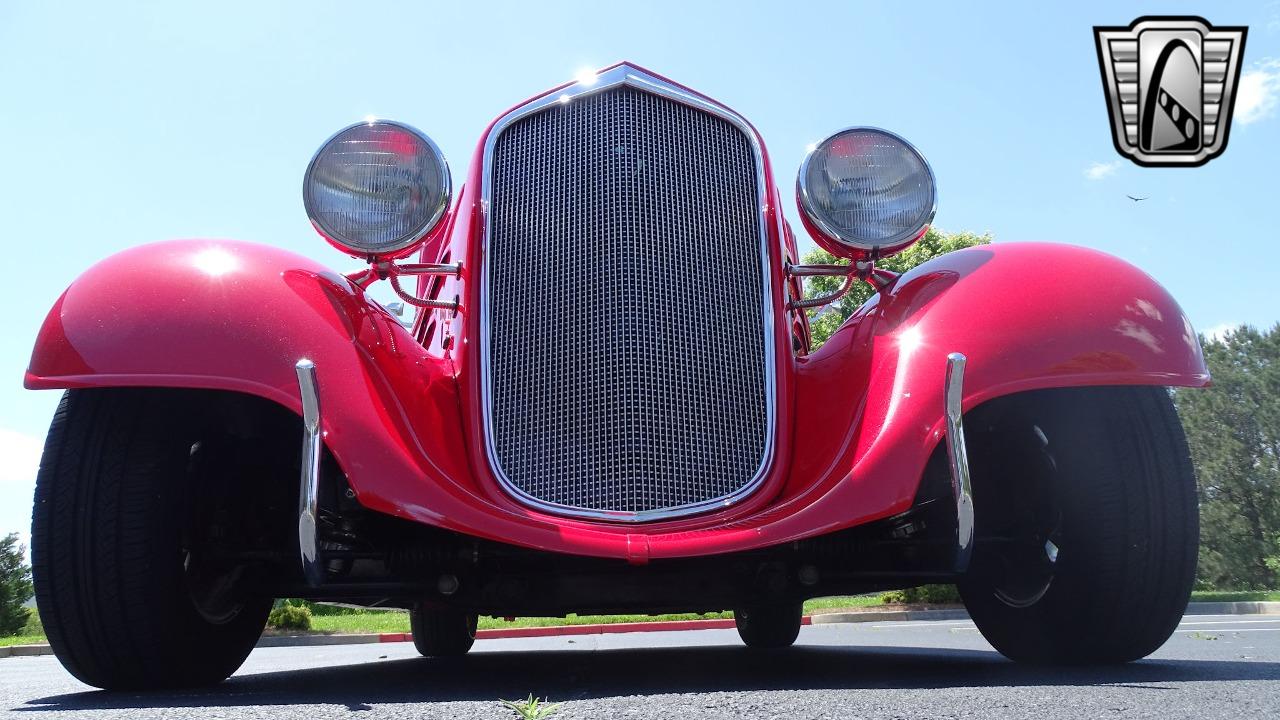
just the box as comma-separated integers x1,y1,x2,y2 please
1127,195,1149,202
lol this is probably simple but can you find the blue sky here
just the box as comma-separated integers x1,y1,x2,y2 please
2,0,1278,543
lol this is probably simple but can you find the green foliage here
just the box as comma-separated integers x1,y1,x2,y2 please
500,694,562,720
1190,590,1280,602
289,600,397,616
801,229,992,349
267,603,313,631
1173,324,1280,590
881,584,962,604
22,607,43,636
0,533,34,637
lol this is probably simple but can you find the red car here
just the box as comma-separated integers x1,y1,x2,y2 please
26,63,1208,689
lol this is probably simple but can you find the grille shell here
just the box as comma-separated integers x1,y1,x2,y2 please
481,76,775,521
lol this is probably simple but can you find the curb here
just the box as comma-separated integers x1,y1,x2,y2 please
257,633,383,647
810,601,1280,625
4,601,1277,656
1185,601,1280,616
810,608,971,624
0,644,54,657
380,616,815,642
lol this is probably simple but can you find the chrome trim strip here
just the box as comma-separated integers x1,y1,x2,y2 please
477,64,779,522
944,352,975,572
295,359,323,586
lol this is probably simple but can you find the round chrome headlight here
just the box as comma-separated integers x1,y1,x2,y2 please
797,127,936,256
303,120,451,257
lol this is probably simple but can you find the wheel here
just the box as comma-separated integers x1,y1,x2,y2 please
958,386,1198,664
31,390,272,690
410,604,477,656
734,601,803,648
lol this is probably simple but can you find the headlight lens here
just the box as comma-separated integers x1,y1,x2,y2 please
303,120,451,256
797,127,936,255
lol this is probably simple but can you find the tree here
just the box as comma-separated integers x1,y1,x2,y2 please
1173,325,1280,589
0,532,33,636
801,229,992,348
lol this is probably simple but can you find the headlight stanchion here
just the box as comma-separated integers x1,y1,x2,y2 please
784,260,900,311
380,261,463,313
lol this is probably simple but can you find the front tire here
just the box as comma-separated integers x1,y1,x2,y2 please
734,602,803,649
958,387,1198,664
31,390,271,690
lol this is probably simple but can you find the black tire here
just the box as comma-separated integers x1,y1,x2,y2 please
958,386,1198,664
734,602,803,648
31,390,272,690
410,605,477,657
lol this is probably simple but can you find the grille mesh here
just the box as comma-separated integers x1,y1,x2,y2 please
486,86,770,517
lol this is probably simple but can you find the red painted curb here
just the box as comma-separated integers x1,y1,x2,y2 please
378,616,813,643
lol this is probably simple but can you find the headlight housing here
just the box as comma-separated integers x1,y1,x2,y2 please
797,127,936,257
303,120,451,257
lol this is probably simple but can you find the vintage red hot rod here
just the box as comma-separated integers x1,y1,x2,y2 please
26,63,1208,689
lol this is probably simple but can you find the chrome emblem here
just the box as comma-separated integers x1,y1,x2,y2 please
1094,16,1247,167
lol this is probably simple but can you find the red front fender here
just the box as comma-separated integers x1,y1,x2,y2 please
779,241,1209,539
26,240,1208,560
25,240,475,520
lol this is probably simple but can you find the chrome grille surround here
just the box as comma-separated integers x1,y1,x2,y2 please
479,65,777,522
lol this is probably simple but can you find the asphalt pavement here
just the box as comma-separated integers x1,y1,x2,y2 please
4,614,1279,719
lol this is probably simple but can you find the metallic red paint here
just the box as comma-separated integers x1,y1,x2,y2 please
25,65,1209,561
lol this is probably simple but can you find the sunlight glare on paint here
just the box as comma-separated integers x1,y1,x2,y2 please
574,67,599,86
898,326,923,355
192,247,239,277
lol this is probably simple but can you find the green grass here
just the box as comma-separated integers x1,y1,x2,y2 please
308,612,409,634
0,610,46,647
309,610,740,635
804,595,888,611
0,634,47,648
1190,590,1280,602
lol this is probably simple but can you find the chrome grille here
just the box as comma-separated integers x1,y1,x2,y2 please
484,84,772,519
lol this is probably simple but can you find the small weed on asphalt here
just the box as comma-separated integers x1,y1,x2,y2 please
500,694,562,719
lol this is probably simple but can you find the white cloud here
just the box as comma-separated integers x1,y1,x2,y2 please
0,428,43,549
1236,59,1280,125
1084,160,1120,180
1201,322,1239,343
